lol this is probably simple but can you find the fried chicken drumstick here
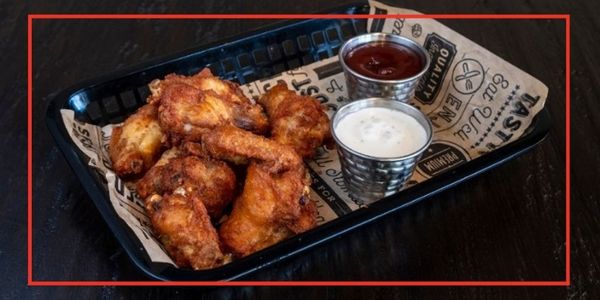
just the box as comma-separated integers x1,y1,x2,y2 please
148,68,269,143
258,82,331,158
109,104,166,178
199,126,317,257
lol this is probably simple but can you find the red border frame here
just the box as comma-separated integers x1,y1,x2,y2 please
27,13,571,287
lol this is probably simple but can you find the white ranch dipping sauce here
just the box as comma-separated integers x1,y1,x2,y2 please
335,107,427,158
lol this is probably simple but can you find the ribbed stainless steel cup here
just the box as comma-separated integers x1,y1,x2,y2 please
331,98,433,204
339,33,430,102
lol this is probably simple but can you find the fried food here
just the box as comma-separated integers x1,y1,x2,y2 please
149,69,268,142
138,147,235,269
109,104,166,178
219,162,316,257
108,71,327,269
200,125,302,173
258,82,331,158
201,125,317,257
145,193,227,270
137,149,236,219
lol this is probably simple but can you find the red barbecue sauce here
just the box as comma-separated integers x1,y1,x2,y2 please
344,42,424,80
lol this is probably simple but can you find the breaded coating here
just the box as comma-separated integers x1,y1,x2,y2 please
145,193,228,270
109,104,166,178
258,82,331,158
137,150,236,219
149,68,268,142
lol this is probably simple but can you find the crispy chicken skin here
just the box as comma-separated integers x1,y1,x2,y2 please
108,72,328,268
258,82,331,158
149,69,268,142
109,104,166,178
145,193,227,270
137,149,236,219
201,126,317,257
201,125,302,173
219,162,316,257
149,69,248,106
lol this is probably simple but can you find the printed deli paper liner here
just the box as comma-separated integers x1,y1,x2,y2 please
60,0,548,266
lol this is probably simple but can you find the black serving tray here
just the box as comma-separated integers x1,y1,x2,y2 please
46,3,551,281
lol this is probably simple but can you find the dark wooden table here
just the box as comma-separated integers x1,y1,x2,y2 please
3,0,599,298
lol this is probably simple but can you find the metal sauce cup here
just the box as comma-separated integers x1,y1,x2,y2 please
339,33,431,102
331,98,433,204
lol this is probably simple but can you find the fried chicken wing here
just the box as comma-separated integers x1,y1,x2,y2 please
219,162,316,257
137,149,236,219
135,148,183,195
258,82,331,158
108,70,327,268
145,193,228,270
201,125,301,173
148,68,247,106
149,69,268,142
109,104,166,178
201,126,317,257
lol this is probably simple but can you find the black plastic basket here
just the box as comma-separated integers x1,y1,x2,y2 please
46,3,551,281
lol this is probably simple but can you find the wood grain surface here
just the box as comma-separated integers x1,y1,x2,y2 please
2,0,598,298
